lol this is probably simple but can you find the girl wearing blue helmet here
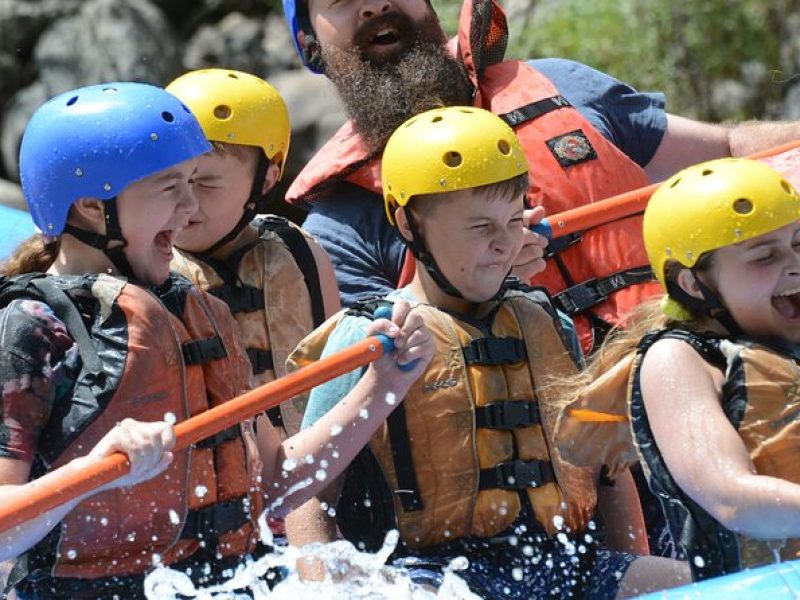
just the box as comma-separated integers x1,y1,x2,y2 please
0,82,433,598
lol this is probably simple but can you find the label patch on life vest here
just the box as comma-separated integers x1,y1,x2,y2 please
547,130,597,167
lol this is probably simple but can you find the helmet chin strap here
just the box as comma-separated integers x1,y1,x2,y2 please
201,154,271,255
402,207,507,302
62,197,135,279
666,271,743,336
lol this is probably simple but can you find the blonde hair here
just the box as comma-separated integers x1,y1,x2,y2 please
558,257,717,408
0,234,60,276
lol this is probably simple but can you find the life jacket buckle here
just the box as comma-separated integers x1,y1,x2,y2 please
477,401,540,429
462,337,527,366
479,459,555,491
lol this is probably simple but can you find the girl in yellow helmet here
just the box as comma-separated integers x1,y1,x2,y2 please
556,157,800,583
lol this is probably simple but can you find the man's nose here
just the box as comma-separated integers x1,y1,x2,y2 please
360,0,392,20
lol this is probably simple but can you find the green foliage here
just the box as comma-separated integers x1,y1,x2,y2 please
433,0,799,120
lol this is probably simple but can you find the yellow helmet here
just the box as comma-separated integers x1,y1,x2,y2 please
167,68,290,179
382,106,528,225
644,158,800,289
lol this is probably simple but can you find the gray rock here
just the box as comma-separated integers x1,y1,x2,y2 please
263,14,304,73
784,84,800,121
269,69,346,177
1,0,179,180
0,0,82,54
182,12,266,73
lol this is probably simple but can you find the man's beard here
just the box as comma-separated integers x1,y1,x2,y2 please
321,11,473,154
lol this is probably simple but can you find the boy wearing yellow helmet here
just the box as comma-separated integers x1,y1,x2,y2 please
557,158,800,583
166,69,341,438
286,106,690,598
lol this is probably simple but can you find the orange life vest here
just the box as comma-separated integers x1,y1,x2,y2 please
286,0,659,353
6,273,263,581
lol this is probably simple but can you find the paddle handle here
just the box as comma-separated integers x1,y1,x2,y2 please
0,334,394,535
531,139,800,240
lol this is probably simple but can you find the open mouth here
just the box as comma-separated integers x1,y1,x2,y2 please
154,229,175,258
372,28,400,47
771,286,800,319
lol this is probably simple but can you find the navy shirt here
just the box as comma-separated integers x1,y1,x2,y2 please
303,58,668,307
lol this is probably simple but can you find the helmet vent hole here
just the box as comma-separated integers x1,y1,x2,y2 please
227,73,239,79
161,111,175,123
102,87,117,94
733,198,753,215
498,139,511,156
432,115,443,123
443,151,462,168
214,105,232,120
702,169,713,176
781,180,793,194
404,118,418,128
669,177,681,188
66,96,78,106
180,103,191,114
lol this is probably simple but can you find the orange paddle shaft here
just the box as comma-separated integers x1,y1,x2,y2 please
533,139,800,240
0,334,394,534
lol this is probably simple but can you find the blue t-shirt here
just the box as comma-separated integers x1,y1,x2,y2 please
301,287,583,428
303,58,668,307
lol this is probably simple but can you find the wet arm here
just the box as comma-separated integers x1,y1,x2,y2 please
642,339,800,538
596,468,649,555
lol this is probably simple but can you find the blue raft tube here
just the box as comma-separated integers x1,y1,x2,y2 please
638,559,800,599
0,205,36,262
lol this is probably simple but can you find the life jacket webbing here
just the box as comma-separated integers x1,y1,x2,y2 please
462,337,527,365
552,266,654,317
387,403,424,513
498,95,571,127
257,215,326,328
479,459,556,490
182,336,227,365
475,401,540,429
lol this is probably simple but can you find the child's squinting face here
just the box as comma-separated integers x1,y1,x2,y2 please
709,221,800,343
415,188,525,302
174,149,258,253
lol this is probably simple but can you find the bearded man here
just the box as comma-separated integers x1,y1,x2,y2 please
283,0,800,354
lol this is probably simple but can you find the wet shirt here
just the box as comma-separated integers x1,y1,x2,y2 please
302,58,668,307
0,299,80,463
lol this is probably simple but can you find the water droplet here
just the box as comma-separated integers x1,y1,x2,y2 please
330,424,343,436
75,167,83,176
363,498,372,508
522,544,534,557
693,555,705,568
315,469,327,481
359,408,369,419
163,412,176,424
168,510,180,525
304,453,315,464
439,179,447,187
326,506,336,517
150,133,159,141
332,450,340,459
320,459,329,469
282,457,298,472
66,549,77,559
511,567,523,581
100,517,109,526
152,553,162,565
194,485,208,498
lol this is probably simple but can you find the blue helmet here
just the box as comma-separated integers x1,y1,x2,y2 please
20,82,211,236
283,0,323,74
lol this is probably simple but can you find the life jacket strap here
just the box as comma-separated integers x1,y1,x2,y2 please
553,266,654,316
182,336,227,365
475,401,540,429
179,497,251,545
211,284,265,313
462,337,527,366
246,348,274,375
499,95,571,128
195,424,241,449
479,459,555,490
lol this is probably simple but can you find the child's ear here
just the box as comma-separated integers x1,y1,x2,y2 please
675,268,705,301
261,162,281,196
394,207,415,243
70,197,106,232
